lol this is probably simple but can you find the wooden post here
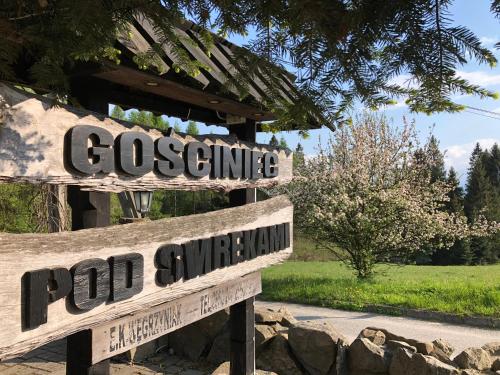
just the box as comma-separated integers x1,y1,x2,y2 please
66,89,111,375
229,119,256,375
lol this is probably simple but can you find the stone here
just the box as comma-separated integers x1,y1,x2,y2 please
169,324,210,361
412,353,459,375
433,339,455,357
169,311,228,361
430,346,456,367
348,338,389,374
389,347,416,375
197,310,229,341
257,333,303,375
255,306,299,327
255,307,284,324
366,327,434,355
126,340,158,362
212,362,278,375
277,306,299,327
271,322,287,334
288,320,346,375
389,348,459,375
255,324,278,350
483,342,500,358
454,348,492,371
206,331,230,365
386,340,417,353
359,328,386,346
493,358,500,371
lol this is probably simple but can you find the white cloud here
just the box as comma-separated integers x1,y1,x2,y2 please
456,70,500,87
480,36,498,46
443,138,499,179
493,107,500,113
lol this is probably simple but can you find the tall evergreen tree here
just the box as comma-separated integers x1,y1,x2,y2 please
293,143,305,170
110,105,126,120
173,122,182,133
128,110,151,126
186,121,199,136
279,136,289,150
485,143,500,188
149,113,170,131
432,168,473,265
427,136,446,182
464,145,498,264
269,135,279,147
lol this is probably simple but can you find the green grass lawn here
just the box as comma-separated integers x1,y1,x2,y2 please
261,261,500,318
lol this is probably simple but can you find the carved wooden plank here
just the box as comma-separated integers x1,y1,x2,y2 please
91,272,261,364
0,83,292,192
0,195,293,360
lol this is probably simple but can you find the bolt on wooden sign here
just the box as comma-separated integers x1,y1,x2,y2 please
0,83,292,192
0,195,292,360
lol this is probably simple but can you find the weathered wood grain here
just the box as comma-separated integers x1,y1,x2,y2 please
91,272,261,364
0,83,292,193
0,195,293,360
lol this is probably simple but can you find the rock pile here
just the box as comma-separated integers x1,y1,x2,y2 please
164,306,500,375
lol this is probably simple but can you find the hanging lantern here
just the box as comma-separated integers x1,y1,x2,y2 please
118,191,154,219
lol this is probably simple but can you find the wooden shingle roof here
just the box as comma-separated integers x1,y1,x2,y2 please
85,16,312,127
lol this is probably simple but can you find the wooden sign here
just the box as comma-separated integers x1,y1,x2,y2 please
0,83,292,192
91,272,261,364
0,195,292,360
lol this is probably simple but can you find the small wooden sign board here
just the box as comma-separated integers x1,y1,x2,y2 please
92,272,261,364
0,195,292,360
0,83,292,193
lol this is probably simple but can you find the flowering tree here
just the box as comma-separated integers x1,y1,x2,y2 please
279,113,496,278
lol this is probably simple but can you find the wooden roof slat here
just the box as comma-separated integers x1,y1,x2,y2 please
173,28,238,95
208,42,264,103
117,24,170,74
218,43,294,105
136,15,211,89
216,43,274,101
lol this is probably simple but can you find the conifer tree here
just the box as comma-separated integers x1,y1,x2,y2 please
485,143,500,188
293,143,305,170
279,136,289,150
110,105,126,121
149,113,170,131
3,1,500,131
427,136,447,182
173,122,182,133
464,145,498,264
269,135,279,148
186,121,199,136
432,168,472,264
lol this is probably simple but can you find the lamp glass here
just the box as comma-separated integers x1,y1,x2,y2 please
133,191,153,217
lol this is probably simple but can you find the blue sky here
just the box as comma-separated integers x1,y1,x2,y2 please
166,1,500,182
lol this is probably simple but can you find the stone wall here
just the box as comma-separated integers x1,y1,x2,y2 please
147,306,500,375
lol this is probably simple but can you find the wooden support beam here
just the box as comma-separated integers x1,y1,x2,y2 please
66,91,111,375
230,298,256,375
228,119,256,375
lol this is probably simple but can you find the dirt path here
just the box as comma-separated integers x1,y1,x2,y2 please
258,301,499,354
